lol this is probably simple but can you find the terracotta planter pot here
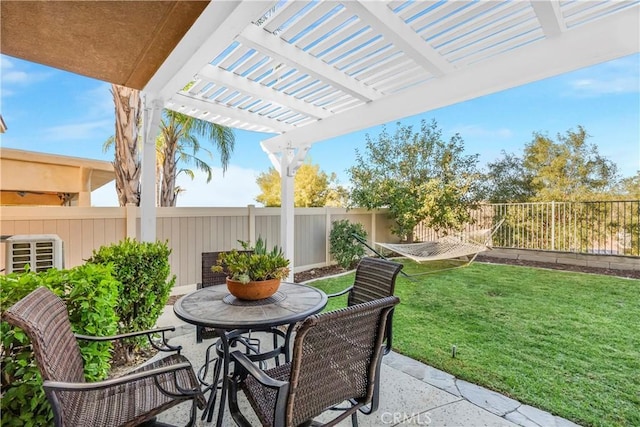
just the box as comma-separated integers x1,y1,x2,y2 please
226,277,280,300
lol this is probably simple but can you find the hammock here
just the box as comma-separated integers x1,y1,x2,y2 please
353,219,504,277
376,235,489,264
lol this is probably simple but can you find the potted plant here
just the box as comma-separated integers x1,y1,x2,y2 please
212,237,290,300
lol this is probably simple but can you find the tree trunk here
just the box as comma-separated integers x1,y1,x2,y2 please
111,85,141,206
160,133,178,207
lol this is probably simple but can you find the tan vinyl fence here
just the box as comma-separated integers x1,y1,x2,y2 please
0,206,394,286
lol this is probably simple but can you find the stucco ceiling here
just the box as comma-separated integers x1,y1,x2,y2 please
0,1,209,89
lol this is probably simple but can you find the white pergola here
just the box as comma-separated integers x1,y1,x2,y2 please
140,0,639,278
3,1,638,279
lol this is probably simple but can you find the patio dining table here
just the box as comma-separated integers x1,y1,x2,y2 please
173,282,327,426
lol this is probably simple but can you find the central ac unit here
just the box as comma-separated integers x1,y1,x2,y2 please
5,234,64,273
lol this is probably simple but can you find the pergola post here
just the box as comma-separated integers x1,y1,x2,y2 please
262,143,310,282
139,95,163,242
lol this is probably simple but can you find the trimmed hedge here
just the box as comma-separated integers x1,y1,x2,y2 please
0,264,119,426
86,238,176,361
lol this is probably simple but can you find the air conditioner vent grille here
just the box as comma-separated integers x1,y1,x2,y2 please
5,235,64,273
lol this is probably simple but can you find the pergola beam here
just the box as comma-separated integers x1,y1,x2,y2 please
343,1,454,77
238,24,382,103
197,64,331,120
531,1,566,38
262,5,640,151
168,93,293,133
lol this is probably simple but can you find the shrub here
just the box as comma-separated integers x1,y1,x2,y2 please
86,238,176,362
0,264,119,426
329,220,368,269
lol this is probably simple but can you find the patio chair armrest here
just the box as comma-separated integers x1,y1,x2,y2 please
75,326,181,353
43,362,194,392
327,285,353,298
230,351,288,389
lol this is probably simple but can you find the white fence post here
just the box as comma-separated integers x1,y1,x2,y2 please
551,201,555,251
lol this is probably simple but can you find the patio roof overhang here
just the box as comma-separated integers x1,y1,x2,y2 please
0,1,209,90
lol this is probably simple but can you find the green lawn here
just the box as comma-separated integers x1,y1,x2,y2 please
310,260,640,427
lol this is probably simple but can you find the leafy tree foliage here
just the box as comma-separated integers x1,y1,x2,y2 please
348,119,482,241
616,171,640,199
256,161,348,207
484,126,620,202
483,150,536,203
524,126,618,201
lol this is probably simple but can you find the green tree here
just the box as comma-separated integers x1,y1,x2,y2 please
616,171,640,199
483,150,536,203
256,161,348,207
105,107,235,207
158,110,235,207
110,84,141,206
348,119,482,241
523,126,618,201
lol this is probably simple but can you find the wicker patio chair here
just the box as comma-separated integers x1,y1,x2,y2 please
2,287,206,427
327,257,403,354
197,251,227,342
227,296,399,427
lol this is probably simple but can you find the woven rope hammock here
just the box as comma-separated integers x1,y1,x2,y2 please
375,234,490,264
358,219,505,277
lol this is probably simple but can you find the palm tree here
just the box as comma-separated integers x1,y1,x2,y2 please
106,92,235,207
110,84,141,206
157,110,235,207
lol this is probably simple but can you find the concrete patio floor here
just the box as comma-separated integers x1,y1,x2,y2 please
156,286,580,427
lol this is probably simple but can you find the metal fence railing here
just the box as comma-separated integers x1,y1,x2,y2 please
414,200,640,257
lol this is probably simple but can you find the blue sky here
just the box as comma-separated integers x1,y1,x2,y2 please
1,53,639,207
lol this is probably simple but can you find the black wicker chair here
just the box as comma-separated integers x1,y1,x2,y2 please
228,296,400,427
197,251,255,342
327,257,403,354
2,287,206,427
197,252,228,342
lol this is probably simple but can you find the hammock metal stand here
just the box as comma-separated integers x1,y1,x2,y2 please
353,219,504,277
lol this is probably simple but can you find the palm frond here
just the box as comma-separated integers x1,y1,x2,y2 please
102,135,115,153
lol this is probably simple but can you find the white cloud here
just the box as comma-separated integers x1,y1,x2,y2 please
0,56,51,88
91,165,263,207
568,76,639,96
566,55,640,97
43,120,113,141
452,125,513,139
2,70,30,84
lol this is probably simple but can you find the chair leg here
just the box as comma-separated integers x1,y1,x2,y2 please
227,376,252,427
184,399,197,427
351,411,359,427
